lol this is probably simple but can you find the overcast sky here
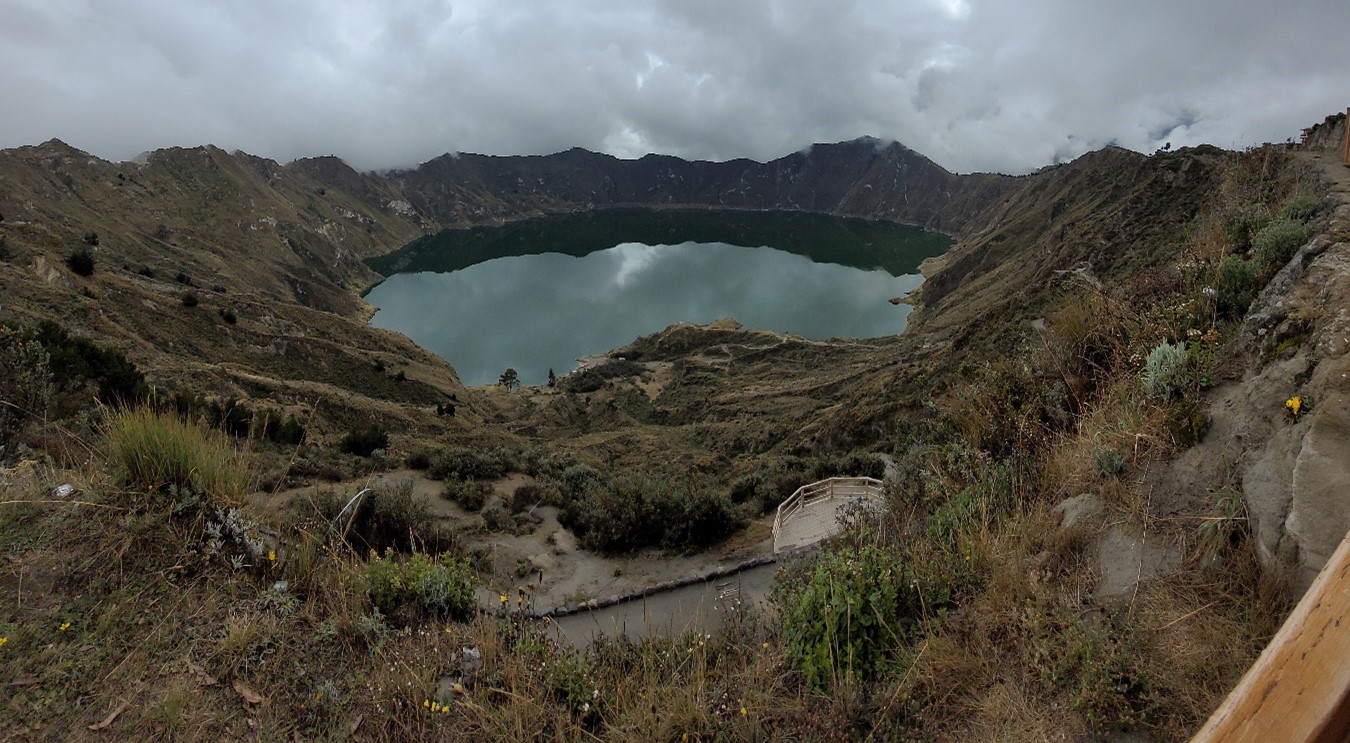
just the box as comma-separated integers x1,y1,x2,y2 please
1,0,1344,173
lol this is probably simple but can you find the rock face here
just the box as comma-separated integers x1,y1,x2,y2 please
1096,525,1181,602
1053,492,1104,531
1236,225,1350,588
1205,153,1350,589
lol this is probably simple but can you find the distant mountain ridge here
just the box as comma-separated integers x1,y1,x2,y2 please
359,137,1014,235
0,136,1019,317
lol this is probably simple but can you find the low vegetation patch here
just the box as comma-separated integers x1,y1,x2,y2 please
102,406,246,505
564,475,744,553
366,550,476,624
340,424,388,457
66,248,94,276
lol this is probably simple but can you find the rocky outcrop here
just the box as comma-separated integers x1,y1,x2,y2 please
1301,112,1347,153
1213,153,1350,589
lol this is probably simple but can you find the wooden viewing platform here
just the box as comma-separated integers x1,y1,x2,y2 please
1193,527,1350,741
771,477,885,555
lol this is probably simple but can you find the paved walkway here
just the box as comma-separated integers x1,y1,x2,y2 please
773,491,884,553
772,477,886,554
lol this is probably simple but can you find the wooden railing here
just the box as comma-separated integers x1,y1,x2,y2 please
772,477,884,553
1193,528,1350,742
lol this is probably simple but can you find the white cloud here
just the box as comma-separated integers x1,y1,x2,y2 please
0,0,1343,173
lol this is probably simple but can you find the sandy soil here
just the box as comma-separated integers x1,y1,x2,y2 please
245,470,774,613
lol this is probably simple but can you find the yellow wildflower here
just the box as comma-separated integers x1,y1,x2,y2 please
1286,396,1303,416
761,642,769,650
59,622,71,632
499,594,508,605
423,699,431,709
0,636,8,647
268,550,276,562
740,706,748,717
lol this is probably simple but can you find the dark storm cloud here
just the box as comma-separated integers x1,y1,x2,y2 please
1,0,1344,172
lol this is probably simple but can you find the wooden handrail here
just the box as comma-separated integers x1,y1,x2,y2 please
771,477,884,550
1192,528,1350,742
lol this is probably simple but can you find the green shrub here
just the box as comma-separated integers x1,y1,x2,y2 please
926,459,1016,548
441,478,486,511
218,307,237,324
66,249,95,276
262,413,306,446
426,445,511,480
566,476,743,554
1276,192,1321,222
481,504,515,533
1252,218,1313,270
219,398,252,437
812,452,887,480
322,479,454,553
1221,204,1269,248
1027,608,1160,728
340,425,388,457
729,457,815,515
562,359,646,394
180,292,199,307
1214,256,1259,319
32,321,146,405
405,448,433,470
546,652,605,723
1142,341,1189,400
560,464,604,498
0,326,52,455
103,407,245,505
776,545,913,690
1093,449,1126,478
510,484,540,513
366,550,476,623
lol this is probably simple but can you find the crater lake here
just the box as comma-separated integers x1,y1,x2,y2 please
364,209,951,386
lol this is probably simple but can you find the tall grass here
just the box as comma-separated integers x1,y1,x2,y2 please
103,407,246,504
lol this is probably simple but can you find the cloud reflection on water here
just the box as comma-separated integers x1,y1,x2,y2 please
368,241,921,386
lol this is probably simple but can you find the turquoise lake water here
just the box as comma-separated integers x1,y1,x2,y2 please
366,210,950,386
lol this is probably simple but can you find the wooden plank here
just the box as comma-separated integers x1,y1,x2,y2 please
1193,529,1350,742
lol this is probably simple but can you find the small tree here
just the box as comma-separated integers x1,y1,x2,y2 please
67,249,95,277
341,425,389,457
547,368,557,388
499,368,520,392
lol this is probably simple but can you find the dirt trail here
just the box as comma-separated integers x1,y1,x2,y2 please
245,471,774,612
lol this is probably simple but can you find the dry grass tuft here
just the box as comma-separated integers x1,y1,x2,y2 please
102,406,247,505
